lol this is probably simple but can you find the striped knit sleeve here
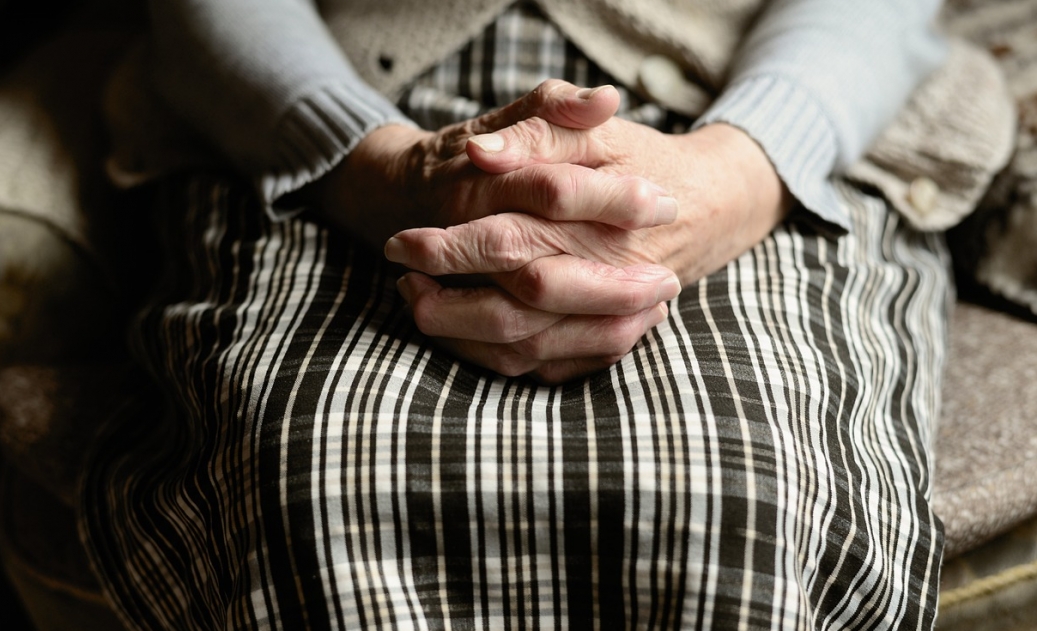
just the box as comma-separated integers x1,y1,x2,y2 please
694,0,948,231
147,0,414,219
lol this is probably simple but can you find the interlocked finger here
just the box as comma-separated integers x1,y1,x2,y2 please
398,273,565,343
387,220,681,313
445,163,675,229
466,79,619,137
467,114,618,175
398,252,676,322
430,302,669,381
491,255,680,315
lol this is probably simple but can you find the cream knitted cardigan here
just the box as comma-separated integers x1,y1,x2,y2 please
108,0,1015,231
326,0,758,112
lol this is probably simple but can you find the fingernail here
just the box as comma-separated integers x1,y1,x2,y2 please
469,133,505,153
576,85,611,100
657,274,682,302
384,237,408,264
654,196,679,225
396,275,415,303
647,302,669,328
638,268,681,300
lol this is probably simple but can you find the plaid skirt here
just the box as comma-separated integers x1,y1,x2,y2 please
80,4,951,630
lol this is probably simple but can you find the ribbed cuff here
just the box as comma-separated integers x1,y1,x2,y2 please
694,74,850,232
258,80,415,221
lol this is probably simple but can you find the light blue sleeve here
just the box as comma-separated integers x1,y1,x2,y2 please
147,0,414,214
694,0,949,231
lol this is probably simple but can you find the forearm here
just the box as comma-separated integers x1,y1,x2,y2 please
697,0,948,230
147,0,412,209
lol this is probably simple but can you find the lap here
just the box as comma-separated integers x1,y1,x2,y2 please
81,173,950,630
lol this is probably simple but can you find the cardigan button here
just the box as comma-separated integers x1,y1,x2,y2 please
907,176,939,215
637,55,686,104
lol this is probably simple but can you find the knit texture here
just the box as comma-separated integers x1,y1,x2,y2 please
943,0,1037,316
935,302,1037,558
846,40,1016,231
104,0,1015,235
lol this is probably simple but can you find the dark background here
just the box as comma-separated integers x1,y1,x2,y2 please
1,3,115,631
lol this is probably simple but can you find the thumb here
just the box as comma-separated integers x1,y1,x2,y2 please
468,79,619,134
464,115,613,175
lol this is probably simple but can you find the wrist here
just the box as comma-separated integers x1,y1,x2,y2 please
686,123,792,223
312,124,432,245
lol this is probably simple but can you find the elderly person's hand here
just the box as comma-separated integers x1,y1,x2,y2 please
385,93,793,383
309,80,687,382
312,80,678,242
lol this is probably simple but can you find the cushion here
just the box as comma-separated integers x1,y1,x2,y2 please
0,28,133,364
0,213,111,364
934,301,1037,558
942,0,1037,315
0,24,144,500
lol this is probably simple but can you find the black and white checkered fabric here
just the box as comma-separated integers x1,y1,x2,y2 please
81,4,949,629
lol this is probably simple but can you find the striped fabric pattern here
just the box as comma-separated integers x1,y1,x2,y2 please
81,4,950,630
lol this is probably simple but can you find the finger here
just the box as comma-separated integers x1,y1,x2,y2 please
432,302,669,381
396,240,680,315
508,303,669,361
398,272,565,343
468,80,620,135
386,214,563,274
493,255,680,315
434,335,618,382
386,215,680,301
391,226,679,315
466,115,619,174
453,163,677,229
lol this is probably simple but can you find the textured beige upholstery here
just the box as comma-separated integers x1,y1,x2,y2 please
935,302,1037,558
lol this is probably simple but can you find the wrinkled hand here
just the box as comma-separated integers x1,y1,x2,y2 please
308,80,686,383
312,80,677,245
385,93,793,383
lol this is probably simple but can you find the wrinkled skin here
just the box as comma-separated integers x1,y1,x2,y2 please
311,80,791,383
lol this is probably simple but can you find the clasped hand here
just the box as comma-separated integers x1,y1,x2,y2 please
313,80,790,383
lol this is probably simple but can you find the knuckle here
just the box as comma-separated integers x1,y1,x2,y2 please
623,179,658,223
532,168,579,218
510,334,546,361
589,268,648,314
492,306,536,344
536,78,565,94
429,127,465,162
603,317,645,356
409,304,434,336
616,290,648,315
408,295,442,336
401,140,436,196
481,221,533,270
509,263,552,308
511,116,552,151
532,79,571,109
529,80,559,109
411,233,450,274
